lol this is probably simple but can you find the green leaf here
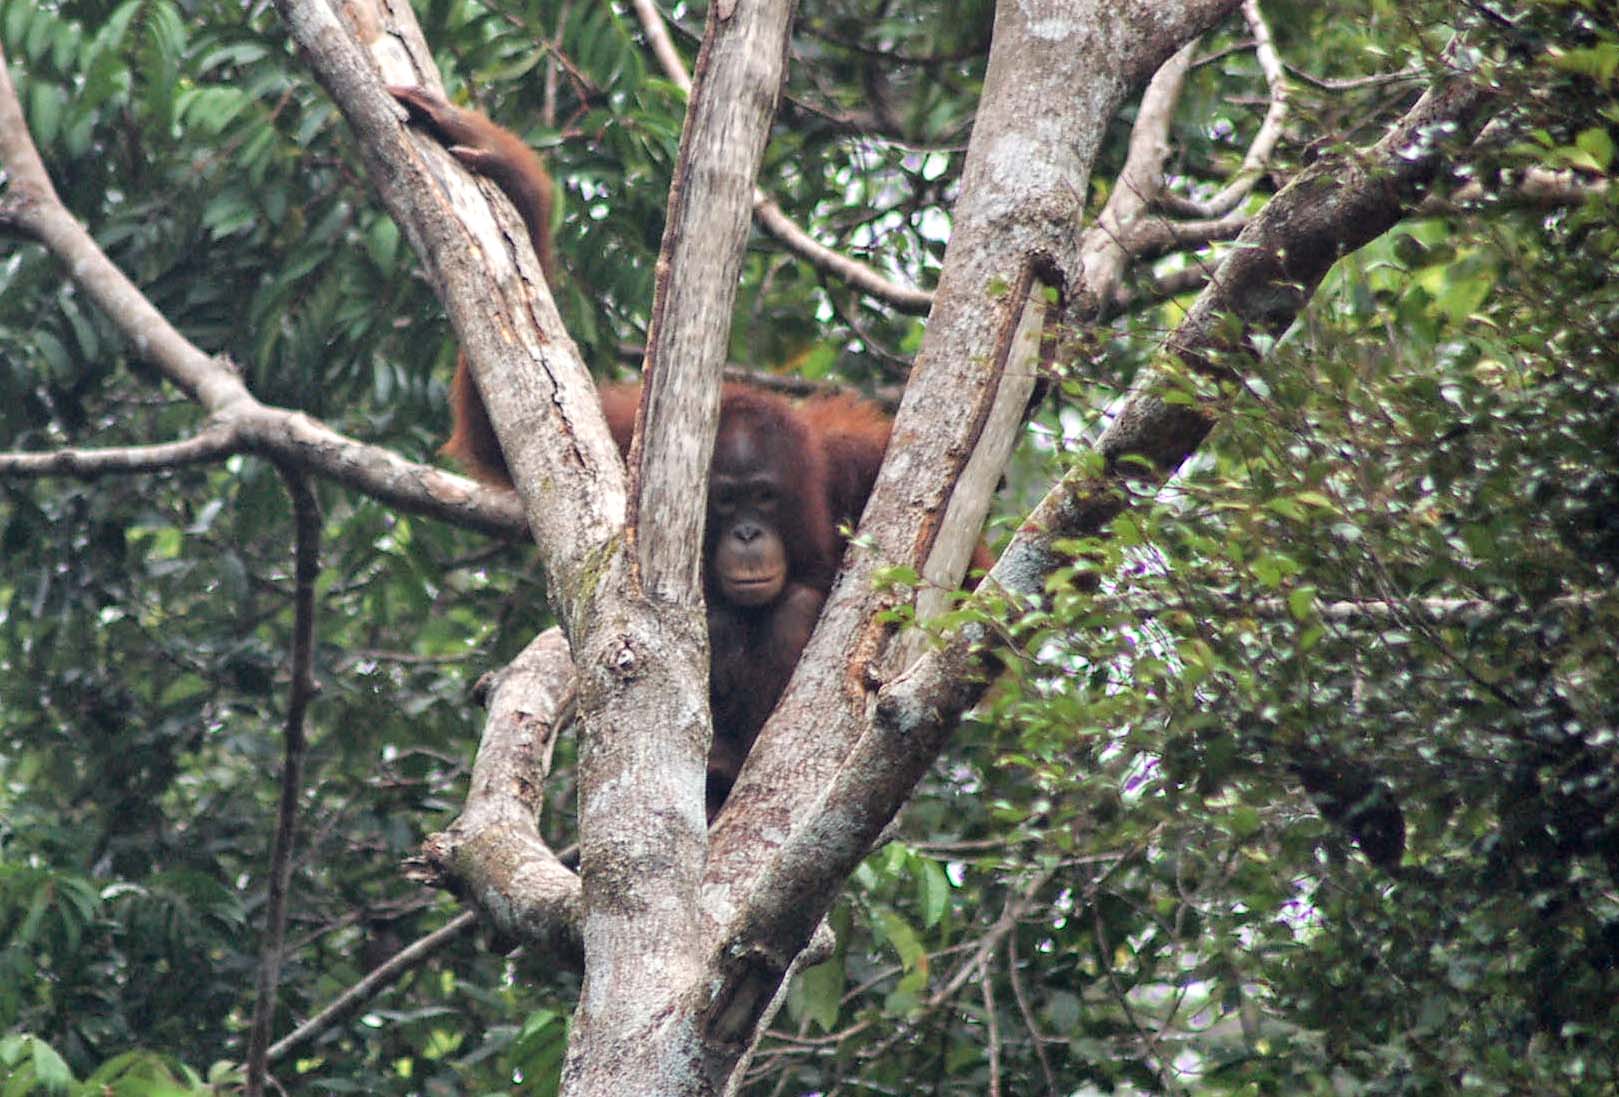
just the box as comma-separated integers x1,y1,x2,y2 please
1229,805,1262,838
1111,513,1144,547
872,906,926,978
27,1039,72,1094
4,1,35,52
1265,496,1306,521
21,0,51,61
1293,491,1338,510
913,856,952,929
1575,127,1614,170
794,959,845,1032
26,82,62,149
1044,989,1082,1034
365,216,401,272
1286,586,1317,621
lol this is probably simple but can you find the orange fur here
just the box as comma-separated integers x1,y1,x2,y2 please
391,86,557,484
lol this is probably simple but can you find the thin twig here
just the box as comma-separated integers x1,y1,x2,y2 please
1157,0,1289,219
268,910,478,1061
855,866,1058,1067
979,960,1002,1097
1091,902,1183,1097
245,467,322,1097
1006,930,1059,1095
1284,61,1424,91
627,0,933,315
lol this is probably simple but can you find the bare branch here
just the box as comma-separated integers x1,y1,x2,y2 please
0,38,528,537
629,0,935,315
853,867,1058,1069
1081,36,1256,312
1111,264,1212,311
1283,592,1601,624
408,628,582,963
1516,166,1610,202
267,910,478,1063
981,963,1003,1097
234,406,529,538
1081,40,1198,311
0,40,58,203
245,468,321,1097
1157,0,1290,220
0,428,240,477
630,0,692,95
1117,206,1251,262
0,392,528,539
1284,61,1425,92
1006,929,1059,1096
1093,901,1185,1095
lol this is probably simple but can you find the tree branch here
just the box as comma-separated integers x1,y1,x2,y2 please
245,467,321,1097
0,429,241,477
0,40,529,538
267,909,479,1063
568,1,819,1090
1157,0,1289,220
1006,926,1059,1096
873,63,1497,810
628,0,935,315
1120,207,1251,261
709,49,1490,1002
631,0,797,604
701,0,1242,1047
1083,0,1289,311
409,629,583,963
1080,39,1198,313
271,0,624,616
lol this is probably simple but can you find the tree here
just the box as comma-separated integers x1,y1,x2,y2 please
2,0,1615,1094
